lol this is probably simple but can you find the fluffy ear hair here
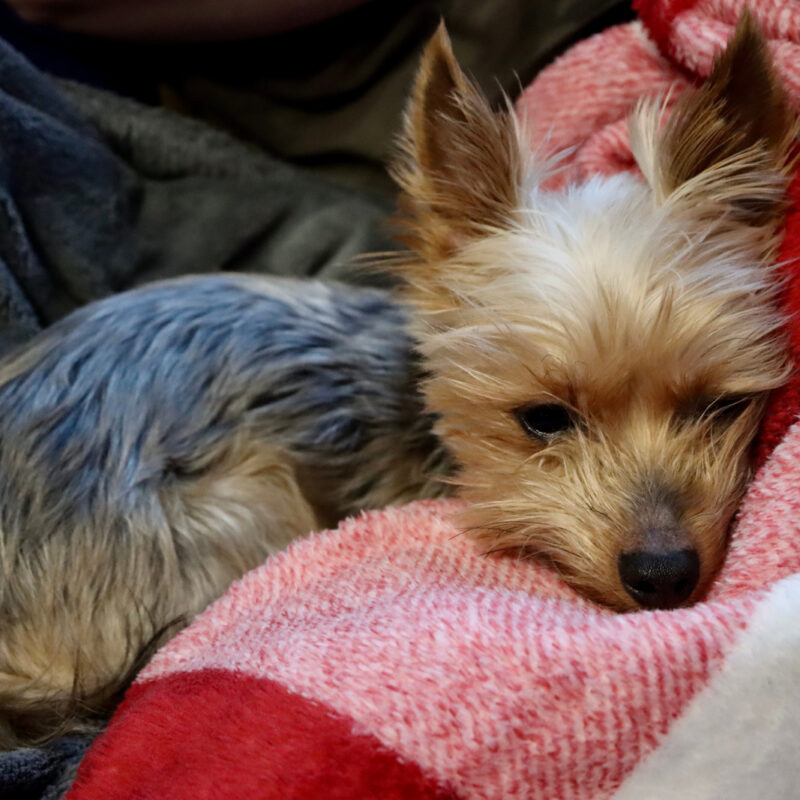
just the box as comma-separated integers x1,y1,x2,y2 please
392,22,525,264
631,10,797,252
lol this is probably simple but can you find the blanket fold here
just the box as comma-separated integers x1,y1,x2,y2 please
67,469,800,799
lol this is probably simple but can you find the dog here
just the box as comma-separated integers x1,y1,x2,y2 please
0,12,794,748
391,12,795,611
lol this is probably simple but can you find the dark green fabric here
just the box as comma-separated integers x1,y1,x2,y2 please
159,0,633,199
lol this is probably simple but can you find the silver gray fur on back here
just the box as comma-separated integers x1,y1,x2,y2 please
0,274,449,747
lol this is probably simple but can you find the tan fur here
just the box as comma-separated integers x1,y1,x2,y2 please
630,10,798,264
390,22,530,306
393,15,794,609
0,439,319,748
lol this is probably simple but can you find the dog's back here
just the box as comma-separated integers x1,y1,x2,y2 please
0,274,446,747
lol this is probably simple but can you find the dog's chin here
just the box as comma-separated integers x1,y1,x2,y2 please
479,540,635,610
521,550,709,612
470,510,733,612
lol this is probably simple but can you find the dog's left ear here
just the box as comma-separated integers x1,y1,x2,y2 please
632,10,797,255
393,23,524,263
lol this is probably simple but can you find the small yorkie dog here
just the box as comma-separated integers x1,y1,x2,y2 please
394,11,795,611
0,12,795,748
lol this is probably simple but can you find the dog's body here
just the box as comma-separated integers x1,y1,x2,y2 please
0,275,448,746
0,13,796,748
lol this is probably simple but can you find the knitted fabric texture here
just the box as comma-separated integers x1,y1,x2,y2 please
67,482,800,799
67,2,800,798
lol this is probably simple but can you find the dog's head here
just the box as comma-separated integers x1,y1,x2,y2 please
392,14,796,610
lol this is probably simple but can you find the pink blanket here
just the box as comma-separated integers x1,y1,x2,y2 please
67,2,800,798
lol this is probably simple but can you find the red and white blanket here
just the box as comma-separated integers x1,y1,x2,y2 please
67,2,800,798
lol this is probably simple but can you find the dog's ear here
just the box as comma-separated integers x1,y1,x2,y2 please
393,23,524,263
632,10,797,253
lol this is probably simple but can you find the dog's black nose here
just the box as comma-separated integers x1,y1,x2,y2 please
618,549,700,609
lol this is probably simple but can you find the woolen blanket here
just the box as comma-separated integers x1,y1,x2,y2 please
66,465,800,800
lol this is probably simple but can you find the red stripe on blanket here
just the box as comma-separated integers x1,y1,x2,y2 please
756,167,800,467
634,0,703,61
66,669,458,800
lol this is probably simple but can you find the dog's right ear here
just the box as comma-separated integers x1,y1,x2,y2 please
393,23,524,264
631,10,797,259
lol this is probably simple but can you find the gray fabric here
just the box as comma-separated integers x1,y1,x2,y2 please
0,737,88,800
0,39,393,355
57,79,395,286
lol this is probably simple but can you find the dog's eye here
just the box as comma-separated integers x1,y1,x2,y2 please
515,403,575,441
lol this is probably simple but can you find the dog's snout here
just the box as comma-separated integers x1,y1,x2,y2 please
618,549,700,609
